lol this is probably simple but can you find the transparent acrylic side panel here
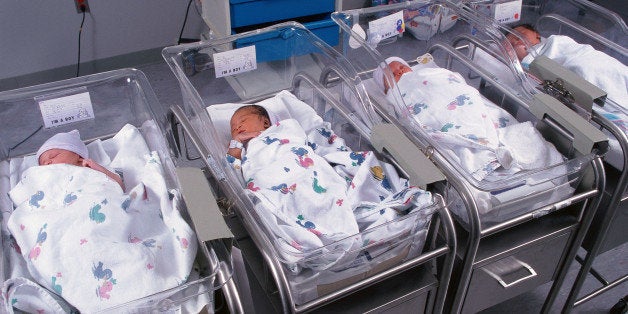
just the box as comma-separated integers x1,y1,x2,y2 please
539,0,627,51
163,22,446,306
332,2,596,227
0,69,153,160
464,0,627,49
533,15,627,62
427,51,595,229
333,1,530,89
0,69,220,312
464,0,627,64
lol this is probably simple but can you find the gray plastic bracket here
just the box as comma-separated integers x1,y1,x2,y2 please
176,167,233,242
529,93,608,154
371,123,446,189
529,55,607,112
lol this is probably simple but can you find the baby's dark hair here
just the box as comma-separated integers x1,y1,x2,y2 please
513,23,538,33
235,104,271,123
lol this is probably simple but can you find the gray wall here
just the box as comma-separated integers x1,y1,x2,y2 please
0,0,205,89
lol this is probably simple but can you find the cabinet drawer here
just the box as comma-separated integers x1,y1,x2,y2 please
462,231,571,313
311,266,437,313
230,0,335,28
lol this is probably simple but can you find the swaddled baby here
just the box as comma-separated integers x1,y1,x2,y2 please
36,129,124,190
4,127,197,313
375,56,565,181
507,24,628,107
225,101,435,272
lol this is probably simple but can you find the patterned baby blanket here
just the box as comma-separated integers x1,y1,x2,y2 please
389,67,565,183
229,115,434,272
2,124,197,313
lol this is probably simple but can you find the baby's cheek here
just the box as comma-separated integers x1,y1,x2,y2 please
516,46,528,59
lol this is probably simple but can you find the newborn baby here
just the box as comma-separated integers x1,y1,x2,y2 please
506,24,628,106
374,56,565,181
37,130,124,190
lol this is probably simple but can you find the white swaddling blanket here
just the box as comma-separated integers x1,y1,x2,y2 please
224,93,434,273
2,124,197,313
388,67,565,183
522,35,628,107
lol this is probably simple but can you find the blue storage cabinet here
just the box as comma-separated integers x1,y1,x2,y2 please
234,20,340,62
201,0,339,48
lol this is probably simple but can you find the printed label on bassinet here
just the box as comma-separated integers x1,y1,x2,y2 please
368,10,405,41
214,45,257,78
38,91,95,128
492,0,522,24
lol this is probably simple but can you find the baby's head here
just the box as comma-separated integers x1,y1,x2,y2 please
506,24,541,61
36,130,88,166
373,57,413,94
230,105,271,140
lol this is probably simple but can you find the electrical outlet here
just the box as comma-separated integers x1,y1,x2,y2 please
75,0,90,13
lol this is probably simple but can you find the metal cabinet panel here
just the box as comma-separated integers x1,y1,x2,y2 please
312,266,438,313
462,231,571,313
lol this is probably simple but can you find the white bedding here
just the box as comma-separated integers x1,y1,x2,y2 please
1,124,199,313
208,91,435,273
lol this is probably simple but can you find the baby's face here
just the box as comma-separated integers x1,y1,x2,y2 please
39,148,82,166
230,107,270,139
384,61,413,93
506,26,541,60
389,61,412,83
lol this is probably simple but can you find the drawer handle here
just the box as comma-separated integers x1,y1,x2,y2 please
483,256,538,288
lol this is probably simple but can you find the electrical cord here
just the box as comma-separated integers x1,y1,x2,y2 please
7,125,43,158
177,0,194,45
76,9,86,77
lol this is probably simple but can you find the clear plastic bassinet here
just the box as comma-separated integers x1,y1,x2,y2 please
458,0,628,168
331,0,608,230
456,0,628,210
464,0,628,59
457,0,628,311
0,69,235,313
332,1,609,312
162,21,456,313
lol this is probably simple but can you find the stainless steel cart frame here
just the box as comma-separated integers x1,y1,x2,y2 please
331,2,609,312
167,73,458,313
454,4,628,311
162,22,458,313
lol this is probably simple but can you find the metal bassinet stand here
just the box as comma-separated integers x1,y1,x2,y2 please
162,22,458,313
331,2,609,312
454,4,628,310
440,39,612,314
